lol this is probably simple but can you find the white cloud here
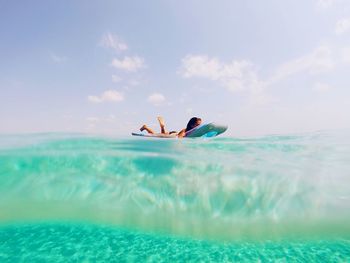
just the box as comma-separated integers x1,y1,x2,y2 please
312,82,332,92
179,55,260,92
112,75,122,83
267,46,334,85
100,33,128,52
50,53,67,63
180,55,222,80
335,18,350,35
180,46,336,107
111,56,145,72
88,90,124,103
180,47,334,94
148,93,166,106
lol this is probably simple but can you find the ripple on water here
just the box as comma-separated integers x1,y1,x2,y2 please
0,223,350,262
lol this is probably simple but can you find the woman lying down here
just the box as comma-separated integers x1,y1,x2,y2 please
140,116,202,138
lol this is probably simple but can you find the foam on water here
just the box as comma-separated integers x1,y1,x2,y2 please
0,132,350,260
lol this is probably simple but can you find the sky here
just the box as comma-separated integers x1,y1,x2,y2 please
1,0,350,136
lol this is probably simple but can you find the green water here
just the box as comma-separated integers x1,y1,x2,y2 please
0,133,349,261
1,223,349,262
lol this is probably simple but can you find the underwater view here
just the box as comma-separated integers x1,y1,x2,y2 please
0,132,350,262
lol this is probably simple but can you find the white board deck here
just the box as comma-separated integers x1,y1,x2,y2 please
131,132,177,138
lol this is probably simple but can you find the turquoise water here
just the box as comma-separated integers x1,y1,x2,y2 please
0,132,350,261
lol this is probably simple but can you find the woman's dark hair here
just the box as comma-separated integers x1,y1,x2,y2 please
185,117,201,132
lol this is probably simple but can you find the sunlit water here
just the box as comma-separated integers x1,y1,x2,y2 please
0,132,349,261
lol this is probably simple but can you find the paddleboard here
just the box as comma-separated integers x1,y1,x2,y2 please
132,123,227,138
131,132,177,138
185,123,228,138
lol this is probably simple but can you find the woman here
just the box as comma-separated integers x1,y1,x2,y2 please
140,116,202,138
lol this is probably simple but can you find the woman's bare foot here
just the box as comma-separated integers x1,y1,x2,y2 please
140,124,147,131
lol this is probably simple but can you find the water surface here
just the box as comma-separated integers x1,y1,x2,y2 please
0,132,349,261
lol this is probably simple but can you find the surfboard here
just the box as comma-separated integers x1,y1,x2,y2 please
185,123,228,138
132,123,228,138
131,132,177,138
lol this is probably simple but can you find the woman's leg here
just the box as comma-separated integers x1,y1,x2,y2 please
140,125,155,134
157,116,167,134
140,116,168,135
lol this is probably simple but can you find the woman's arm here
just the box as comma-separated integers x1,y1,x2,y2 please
177,129,186,138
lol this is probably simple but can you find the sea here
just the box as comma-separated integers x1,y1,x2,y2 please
0,132,349,262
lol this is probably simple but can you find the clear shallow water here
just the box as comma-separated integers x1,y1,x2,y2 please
0,132,350,261
1,223,349,262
